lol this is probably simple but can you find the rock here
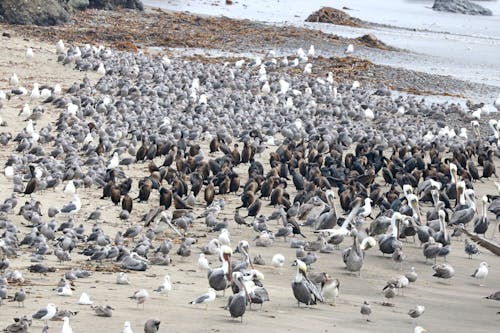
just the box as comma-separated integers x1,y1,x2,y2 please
432,0,492,16
0,0,70,26
69,0,90,10
305,7,363,27
88,0,144,10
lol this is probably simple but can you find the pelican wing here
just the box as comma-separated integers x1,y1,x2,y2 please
462,228,500,256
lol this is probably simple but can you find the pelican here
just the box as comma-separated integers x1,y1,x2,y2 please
291,259,323,308
473,196,489,236
449,185,476,226
225,272,248,322
379,212,403,255
207,245,232,296
342,229,364,275
423,237,442,263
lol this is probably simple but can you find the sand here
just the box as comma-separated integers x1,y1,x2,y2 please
0,24,499,333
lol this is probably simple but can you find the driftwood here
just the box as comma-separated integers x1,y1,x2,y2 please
462,228,500,256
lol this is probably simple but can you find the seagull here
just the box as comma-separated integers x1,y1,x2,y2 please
59,195,81,215
471,262,489,286
116,272,130,285
408,305,425,321
56,39,65,54
63,180,76,195
129,289,149,309
32,303,57,326
61,317,74,333
360,301,372,321
415,327,428,333
78,292,93,305
26,47,34,58
198,253,210,271
345,44,354,54
153,275,172,296
9,73,19,86
271,253,285,268
92,305,114,317
189,288,216,309
120,321,134,333
11,288,26,307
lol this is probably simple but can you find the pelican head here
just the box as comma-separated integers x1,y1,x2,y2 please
403,184,413,196
292,259,308,273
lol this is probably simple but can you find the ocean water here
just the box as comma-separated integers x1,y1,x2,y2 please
144,0,500,92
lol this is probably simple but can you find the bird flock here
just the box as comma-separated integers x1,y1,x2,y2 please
0,36,499,333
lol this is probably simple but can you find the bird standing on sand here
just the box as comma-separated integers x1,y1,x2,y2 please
61,317,74,333
153,275,172,296
360,301,372,321
189,288,216,309
471,262,489,286
11,288,26,307
32,303,57,327
121,321,134,333
129,289,149,309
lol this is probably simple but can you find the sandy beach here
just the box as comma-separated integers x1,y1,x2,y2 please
1,3,500,333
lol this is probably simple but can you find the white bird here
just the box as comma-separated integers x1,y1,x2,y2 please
198,253,210,271
116,272,130,285
0,90,6,99
54,84,62,95
25,119,35,137
271,253,285,268
161,55,171,66
218,228,231,245
9,73,19,86
32,303,57,326
281,56,289,66
290,58,299,67
153,275,172,296
78,292,93,305
67,102,78,115
56,284,73,296
107,152,119,169
235,59,245,68
199,94,208,105
129,289,149,309
352,80,360,89
279,79,290,94
307,45,315,57
63,180,76,195
471,262,489,286
4,166,14,179
83,133,94,145
189,288,216,309
414,326,428,333
345,44,354,54
56,39,65,54
30,83,40,99
59,195,81,215
41,88,52,99
61,317,74,333
472,108,481,120
261,81,271,95
397,106,405,115
258,64,266,76
364,108,375,120
303,63,312,75
97,63,106,75
26,47,34,58
121,321,134,333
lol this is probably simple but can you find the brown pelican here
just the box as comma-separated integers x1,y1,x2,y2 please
291,259,323,308
208,245,232,296
342,229,364,275
225,272,249,322
449,185,476,226
379,212,403,255
423,237,442,263
473,196,489,236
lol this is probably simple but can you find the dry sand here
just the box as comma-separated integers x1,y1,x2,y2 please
0,28,499,333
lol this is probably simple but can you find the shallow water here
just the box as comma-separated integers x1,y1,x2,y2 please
145,0,500,90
